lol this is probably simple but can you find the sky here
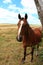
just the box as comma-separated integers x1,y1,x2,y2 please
0,0,42,25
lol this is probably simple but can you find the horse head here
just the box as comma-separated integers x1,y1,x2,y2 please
16,14,28,42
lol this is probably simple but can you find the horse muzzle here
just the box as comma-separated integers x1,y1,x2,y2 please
16,35,22,42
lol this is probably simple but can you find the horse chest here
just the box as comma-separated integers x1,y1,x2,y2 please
22,31,41,47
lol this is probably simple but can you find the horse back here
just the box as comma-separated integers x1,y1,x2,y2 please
33,28,42,38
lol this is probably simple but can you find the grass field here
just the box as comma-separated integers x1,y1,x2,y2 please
0,24,43,65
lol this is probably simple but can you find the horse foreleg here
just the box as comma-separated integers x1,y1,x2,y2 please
31,47,34,62
22,47,26,63
36,44,39,56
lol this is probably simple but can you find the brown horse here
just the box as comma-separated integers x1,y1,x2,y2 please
16,14,42,62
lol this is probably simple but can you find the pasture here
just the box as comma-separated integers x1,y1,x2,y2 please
0,24,43,65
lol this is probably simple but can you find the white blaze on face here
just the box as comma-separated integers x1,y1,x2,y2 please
18,20,24,38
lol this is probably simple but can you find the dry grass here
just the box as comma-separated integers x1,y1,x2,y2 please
0,24,43,65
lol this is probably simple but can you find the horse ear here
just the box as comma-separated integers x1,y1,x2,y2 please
25,14,28,19
18,14,21,19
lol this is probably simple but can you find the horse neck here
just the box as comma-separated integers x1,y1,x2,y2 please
23,24,34,41
23,24,30,40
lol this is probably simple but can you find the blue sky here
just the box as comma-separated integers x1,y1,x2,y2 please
0,0,42,25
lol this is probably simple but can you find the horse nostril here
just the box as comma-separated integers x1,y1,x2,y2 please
20,36,22,41
16,36,22,42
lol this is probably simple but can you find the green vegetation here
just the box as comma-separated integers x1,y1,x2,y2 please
0,24,43,65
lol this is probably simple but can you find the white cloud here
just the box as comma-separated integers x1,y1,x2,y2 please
21,0,35,8
8,4,21,11
0,8,18,24
3,0,12,3
21,0,38,14
0,8,17,18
